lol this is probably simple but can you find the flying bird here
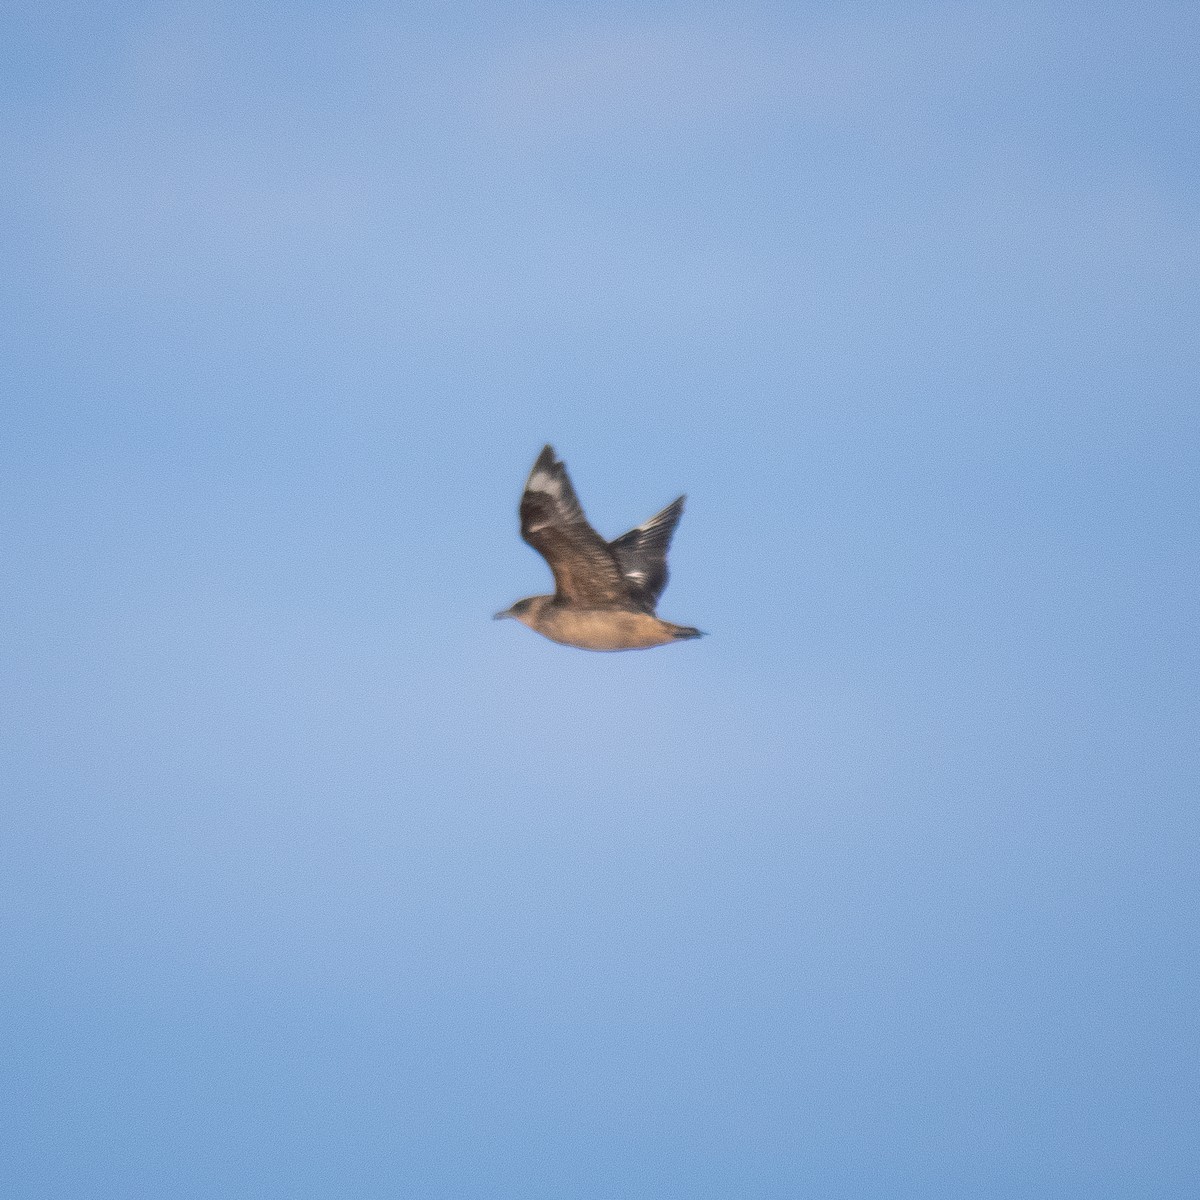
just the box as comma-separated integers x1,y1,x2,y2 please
495,445,703,651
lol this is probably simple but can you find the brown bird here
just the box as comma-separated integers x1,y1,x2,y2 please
495,445,704,651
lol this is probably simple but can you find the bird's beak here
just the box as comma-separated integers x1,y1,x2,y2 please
493,608,511,620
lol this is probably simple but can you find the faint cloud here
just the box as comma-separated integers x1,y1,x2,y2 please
121,0,230,108
9,5,1197,345
474,12,997,148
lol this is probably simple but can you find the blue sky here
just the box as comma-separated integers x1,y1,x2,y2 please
2,2,1197,1196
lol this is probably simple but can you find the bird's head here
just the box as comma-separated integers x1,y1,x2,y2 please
493,596,537,624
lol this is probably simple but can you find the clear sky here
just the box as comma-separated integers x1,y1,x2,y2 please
3,3,1197,1197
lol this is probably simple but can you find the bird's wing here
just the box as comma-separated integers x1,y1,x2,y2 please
607,496,684,613
519,446,630,608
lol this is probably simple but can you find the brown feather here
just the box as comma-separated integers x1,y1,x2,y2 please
519,447,630,608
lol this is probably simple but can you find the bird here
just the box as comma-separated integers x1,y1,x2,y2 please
494,445,704,651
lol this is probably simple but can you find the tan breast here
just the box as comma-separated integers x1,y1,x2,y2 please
532,606,682,651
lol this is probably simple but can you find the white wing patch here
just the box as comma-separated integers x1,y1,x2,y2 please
527,470,561,496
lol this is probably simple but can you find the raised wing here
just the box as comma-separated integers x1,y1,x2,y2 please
608,496,684,613
519,446,630,608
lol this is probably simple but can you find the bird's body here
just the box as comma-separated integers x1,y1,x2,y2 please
495,446,703,652
501,595,700,651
